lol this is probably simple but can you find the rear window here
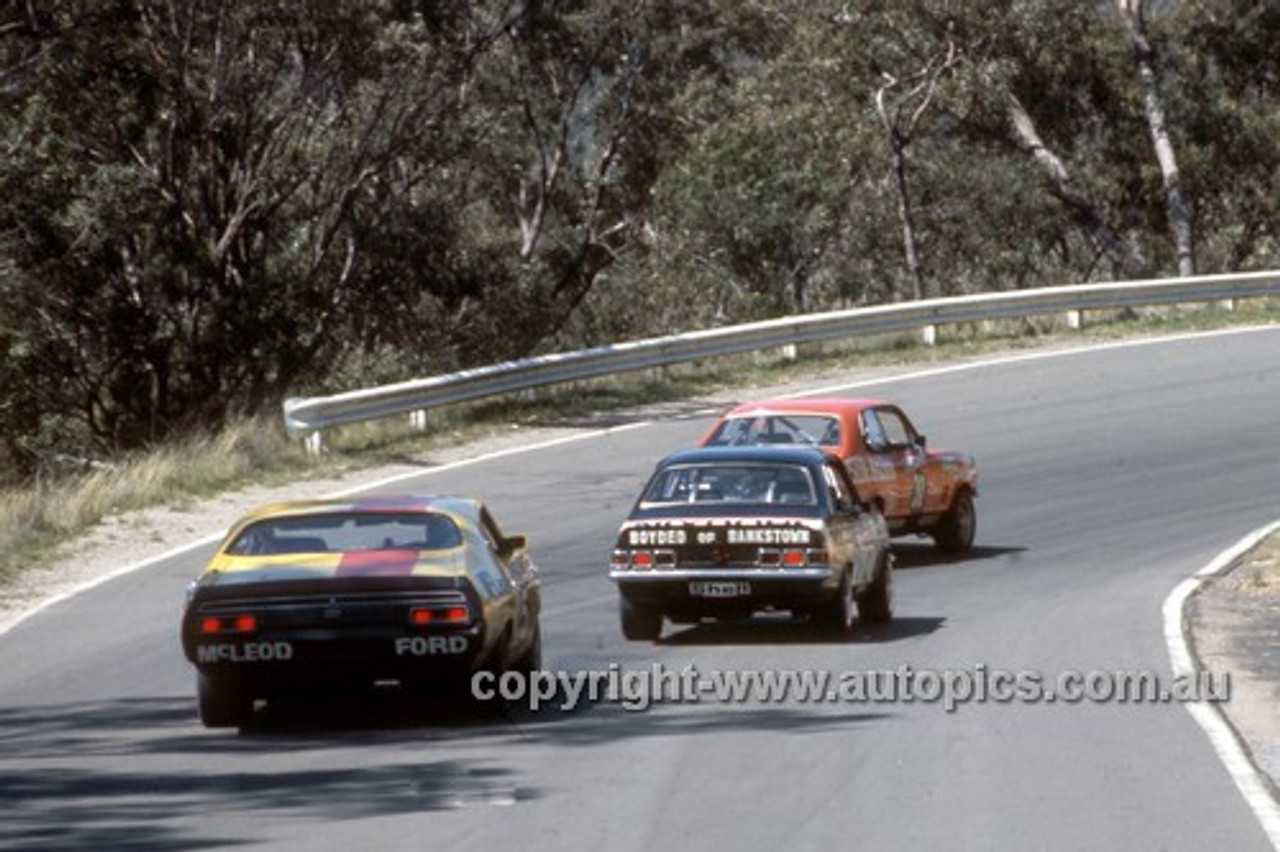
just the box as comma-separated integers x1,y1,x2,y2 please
642,463,816,506
225,512,462,555
704,414,840,448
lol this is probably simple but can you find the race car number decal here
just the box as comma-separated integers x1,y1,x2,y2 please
395,635,469,656
910,472,927,513
196,642,294,663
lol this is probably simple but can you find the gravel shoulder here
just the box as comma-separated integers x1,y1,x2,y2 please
1188,535,1280,791
0,424,590,635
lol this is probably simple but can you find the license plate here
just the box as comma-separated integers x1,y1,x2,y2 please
689,581,751,598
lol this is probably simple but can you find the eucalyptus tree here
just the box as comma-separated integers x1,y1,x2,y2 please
449,0,782,355
621,3,895,327
1117,0,1193,275
0,1,508,464
1157,0,1276,272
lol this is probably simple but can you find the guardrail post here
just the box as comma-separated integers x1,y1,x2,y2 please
779,343,798,361
1218,298,1235,312
303,431,324,456
409,410,428,431
921,324,937,346
1066,309,1082,330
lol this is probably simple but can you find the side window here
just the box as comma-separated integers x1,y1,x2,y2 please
473,508,514,596
861,411,889,451
819,418,842,446
822,462,854,506
874,408,915,448
480,508,516,568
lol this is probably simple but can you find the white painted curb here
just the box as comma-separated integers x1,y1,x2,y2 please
1164,520,1280,849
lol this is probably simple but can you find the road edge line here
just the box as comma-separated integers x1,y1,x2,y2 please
4,324,1277,640
1163,520,1280,850
0,422,654,639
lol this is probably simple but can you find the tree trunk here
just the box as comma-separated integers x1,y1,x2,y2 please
1118,0,1194,276
873,44,962,301
1006,93,1146,277
889,142,926,301
875,85,928,301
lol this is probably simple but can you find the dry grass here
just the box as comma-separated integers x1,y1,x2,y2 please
0,419,318,584
1,297,1277,589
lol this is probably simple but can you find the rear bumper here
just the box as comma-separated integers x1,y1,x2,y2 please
182,624,489,689
181,580,494,687
609,566,834,582
612,565,839,616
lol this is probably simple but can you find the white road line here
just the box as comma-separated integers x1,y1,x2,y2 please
1163,521,1280,850
0,532,225,639
6,324,1277,639
0,422,652,639
795,322,1280,397
4,322,1277,630
325,421,655,498
5,322,1278,838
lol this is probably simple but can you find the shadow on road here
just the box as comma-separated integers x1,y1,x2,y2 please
890,542,1028,570
658,614,945,646
0,688,889,850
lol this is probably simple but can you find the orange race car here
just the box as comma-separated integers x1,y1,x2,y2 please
700,397,979,553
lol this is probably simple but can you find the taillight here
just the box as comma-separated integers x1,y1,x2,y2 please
758,548,828,568
199,614,257,635
613,550,676,570
409,605,471,626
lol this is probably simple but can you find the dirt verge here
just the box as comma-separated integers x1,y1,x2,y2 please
1187,534,1280,789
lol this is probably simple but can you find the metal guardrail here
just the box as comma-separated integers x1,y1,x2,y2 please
284,270,1280,450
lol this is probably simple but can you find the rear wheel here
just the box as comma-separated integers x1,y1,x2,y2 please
856,556,894,624
508,622,543,673
619,595,663,641
814,566,855,636
934,489,976,554
197,672,253,729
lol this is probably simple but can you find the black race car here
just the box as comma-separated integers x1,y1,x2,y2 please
609,446,893,640
180,495,541,728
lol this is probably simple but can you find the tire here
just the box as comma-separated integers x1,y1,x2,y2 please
619,595,663,641
814,566,855,636
508,622,543,673
197,672,254,729
856,555,894,625
934,489,976,554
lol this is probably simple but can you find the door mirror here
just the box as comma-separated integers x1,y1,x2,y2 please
835,496,862,516
500,534,528,558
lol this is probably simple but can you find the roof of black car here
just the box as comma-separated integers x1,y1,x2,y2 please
655,446,834,467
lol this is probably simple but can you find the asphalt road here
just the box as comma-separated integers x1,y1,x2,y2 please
3,327,1279,851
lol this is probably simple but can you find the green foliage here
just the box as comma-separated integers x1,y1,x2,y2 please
0,0,1274,482
1164,0,1278,270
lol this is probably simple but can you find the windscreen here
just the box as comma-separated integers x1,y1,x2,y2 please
225,512,461,555
703,414,840,448
641,463,816,506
